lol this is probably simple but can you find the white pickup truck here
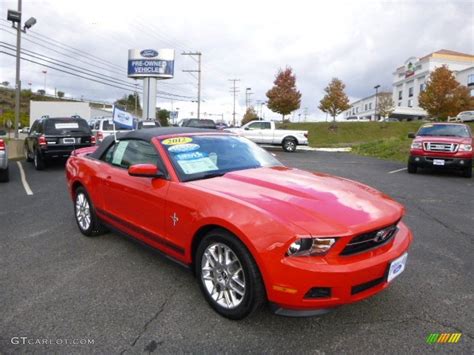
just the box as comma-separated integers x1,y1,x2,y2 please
227,120,308,152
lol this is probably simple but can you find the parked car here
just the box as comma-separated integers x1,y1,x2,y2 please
66,128,412,319
92,118,133,143
137,120,161,129
0,138,9,182
24,116,96,170
216,122,229,130
20,127,30,134
407,123,473,178
456,111,474,122
227,120,308,152
181,118,217,129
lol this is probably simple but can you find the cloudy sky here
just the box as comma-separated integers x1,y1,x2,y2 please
1,0,473,122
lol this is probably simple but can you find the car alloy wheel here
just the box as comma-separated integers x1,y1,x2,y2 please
75,192,91,231
201,242,246,309
283,139,296,152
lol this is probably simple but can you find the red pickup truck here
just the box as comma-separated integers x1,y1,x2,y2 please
408,123,473,178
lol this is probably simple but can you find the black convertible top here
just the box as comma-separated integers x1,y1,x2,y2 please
89,127,229,160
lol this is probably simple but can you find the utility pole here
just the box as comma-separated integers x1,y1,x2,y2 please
7,0,36,138
304,107,308,122
134,81,138,116
182,52,202,119
228,79,240,126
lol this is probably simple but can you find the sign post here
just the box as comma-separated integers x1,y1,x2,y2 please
127,49,175,120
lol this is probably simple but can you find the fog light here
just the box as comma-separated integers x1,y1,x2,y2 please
304,287,332,299
460,160,464,165
415,157,420,162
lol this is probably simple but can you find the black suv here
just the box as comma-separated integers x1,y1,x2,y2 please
24,117,95,170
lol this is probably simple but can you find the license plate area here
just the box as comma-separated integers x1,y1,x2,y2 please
63,138,76,144
433,159,445,166
387,253,407,282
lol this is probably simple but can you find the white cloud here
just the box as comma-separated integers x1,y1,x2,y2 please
1,0,472,123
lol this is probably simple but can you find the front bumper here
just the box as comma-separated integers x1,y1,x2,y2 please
265,222,413,314
409,155,472,169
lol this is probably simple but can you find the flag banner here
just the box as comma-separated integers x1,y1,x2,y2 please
112,106,134,129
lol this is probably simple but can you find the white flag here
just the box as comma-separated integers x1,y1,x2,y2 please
112,106,134,129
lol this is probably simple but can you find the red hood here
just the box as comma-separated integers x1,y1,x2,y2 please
190,167,403,237
414,136,472,144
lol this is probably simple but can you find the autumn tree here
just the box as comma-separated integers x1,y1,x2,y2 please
377,93,395,119
318,78,350,124
419,65,473,120
241,107,259,125
266,67,301,121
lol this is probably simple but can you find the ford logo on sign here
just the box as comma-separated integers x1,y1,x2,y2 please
140,49,158,58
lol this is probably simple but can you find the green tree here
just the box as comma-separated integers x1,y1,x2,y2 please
377,93,395,119
1,81,9,87
419,65,473,120
241,107,259,125
115,94,141,114
157,109,170,126
37,89,45,96
57,91,65,98
266,67,301,121
319,78,350,124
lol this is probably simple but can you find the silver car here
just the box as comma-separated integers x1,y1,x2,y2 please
0,138,9,182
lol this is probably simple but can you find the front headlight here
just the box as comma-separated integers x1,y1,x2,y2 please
286,238,336,256
459,144,472,152
411,141,422,149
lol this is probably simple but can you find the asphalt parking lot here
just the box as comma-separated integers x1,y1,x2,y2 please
1,150,473,354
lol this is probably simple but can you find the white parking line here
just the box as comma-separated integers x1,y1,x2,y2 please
388,167,408,174
17,161,33,195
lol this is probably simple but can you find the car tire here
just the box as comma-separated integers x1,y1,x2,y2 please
74,187,107,237
0,167,9,182
34,149,45,170
462,163,472,178
195,229,266,320
407,162,417,174
282,138,297,153
24,145,33,162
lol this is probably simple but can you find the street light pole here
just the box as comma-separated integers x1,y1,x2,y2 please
374,84,380,121
13,0,22,139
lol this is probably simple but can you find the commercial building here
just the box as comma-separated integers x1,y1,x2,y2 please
392,49,474,120
30,101,112,126
341,49,474,121
342,92,391,121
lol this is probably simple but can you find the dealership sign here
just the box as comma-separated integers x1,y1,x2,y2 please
127,49,175,79
404,57,420,78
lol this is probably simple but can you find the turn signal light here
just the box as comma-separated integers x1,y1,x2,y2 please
91,136,96,145
96,131,104,142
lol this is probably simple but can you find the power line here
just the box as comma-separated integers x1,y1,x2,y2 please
0,51,193,102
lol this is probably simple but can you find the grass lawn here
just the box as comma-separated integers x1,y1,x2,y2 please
280,121,474,163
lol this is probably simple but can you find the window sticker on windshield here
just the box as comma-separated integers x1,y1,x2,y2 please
168,143,200,153
176,151,204,160
162,137,193,145
112,141,129,165
176,157,218,174
55,123,79,129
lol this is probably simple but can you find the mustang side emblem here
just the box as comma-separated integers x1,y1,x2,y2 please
171,213,179,226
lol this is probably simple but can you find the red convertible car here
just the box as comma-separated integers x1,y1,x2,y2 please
66,128,412,319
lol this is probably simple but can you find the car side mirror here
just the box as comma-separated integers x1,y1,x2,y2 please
128,164,164,178
407,132,415,139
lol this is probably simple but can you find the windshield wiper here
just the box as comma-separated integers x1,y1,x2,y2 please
199,172,226,180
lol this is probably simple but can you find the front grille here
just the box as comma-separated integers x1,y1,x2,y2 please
423,142,458,152
340,224,398,256
351,276,385,295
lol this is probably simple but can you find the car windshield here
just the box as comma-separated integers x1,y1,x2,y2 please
417,124,470,138
161,135,283,182
44,119,91,135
